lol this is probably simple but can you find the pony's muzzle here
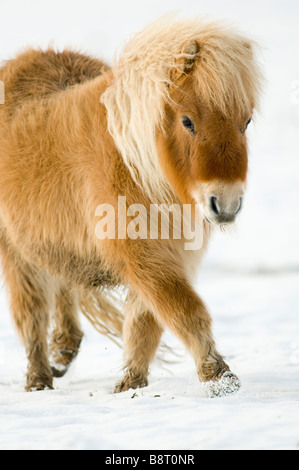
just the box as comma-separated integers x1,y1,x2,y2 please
194,180,245,226
208,194,243,224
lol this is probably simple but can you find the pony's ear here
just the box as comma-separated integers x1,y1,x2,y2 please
242,40,253,59
171,40,199,82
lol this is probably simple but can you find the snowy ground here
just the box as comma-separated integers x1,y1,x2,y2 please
0,0,299,451
1,270,298,450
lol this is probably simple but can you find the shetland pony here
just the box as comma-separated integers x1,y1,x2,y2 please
0,16,262,393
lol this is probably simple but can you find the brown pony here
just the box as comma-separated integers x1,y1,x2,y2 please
0,16,262,393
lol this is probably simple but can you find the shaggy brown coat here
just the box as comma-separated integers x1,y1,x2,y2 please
0,17,261,392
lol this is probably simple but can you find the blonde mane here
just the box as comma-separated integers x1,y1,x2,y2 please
101,15,262,202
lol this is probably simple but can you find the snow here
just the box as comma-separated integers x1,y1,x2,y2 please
1,272,298,450
0,0,299,451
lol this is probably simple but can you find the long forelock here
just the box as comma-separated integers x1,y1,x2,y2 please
101,16,262,202
192,31,262,119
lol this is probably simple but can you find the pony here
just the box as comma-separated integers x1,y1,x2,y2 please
0,16,262,393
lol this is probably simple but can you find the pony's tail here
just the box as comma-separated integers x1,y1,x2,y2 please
78,286,181,365
78,287,125,346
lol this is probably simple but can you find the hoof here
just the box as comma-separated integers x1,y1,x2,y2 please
207,372,241,398
51,364,70,378
50,349,77,378
114,371,148,393
25,380,54,392
26,369,53,391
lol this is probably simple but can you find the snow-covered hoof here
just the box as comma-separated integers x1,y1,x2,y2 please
50,349,77,378
206,372,241,398
50,362,70,378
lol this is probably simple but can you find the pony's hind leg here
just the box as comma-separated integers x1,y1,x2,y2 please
0,237,53,390
114,291,163,393
50,286,83,377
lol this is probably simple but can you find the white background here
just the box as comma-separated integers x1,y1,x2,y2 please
0,0,298,450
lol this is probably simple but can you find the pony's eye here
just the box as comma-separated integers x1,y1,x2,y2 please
241,117,252,134
181,115,196,135
245,117,252,128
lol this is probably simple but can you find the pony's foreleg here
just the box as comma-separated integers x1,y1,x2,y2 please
50,286,83,377
0,239,53,390
122,248,238,392
115,291,163,392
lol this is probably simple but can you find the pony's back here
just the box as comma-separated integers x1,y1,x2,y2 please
0,49,109,117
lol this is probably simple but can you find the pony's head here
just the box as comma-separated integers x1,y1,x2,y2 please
158,34,260,225
102,16,262,226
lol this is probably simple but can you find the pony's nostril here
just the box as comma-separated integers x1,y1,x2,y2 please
210,196,219,215
235,196,243,215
